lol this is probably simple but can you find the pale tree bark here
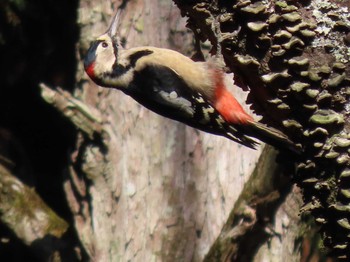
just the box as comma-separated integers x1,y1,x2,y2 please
41,0,307,261
45,0,263,260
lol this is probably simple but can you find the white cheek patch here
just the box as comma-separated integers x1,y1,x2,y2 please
159,91,195,116
94,44,115,76
117,55,131,68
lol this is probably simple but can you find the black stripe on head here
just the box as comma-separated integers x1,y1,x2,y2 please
84,40,102,69
111,36,120,61
110,49,154,78
128,50,153,67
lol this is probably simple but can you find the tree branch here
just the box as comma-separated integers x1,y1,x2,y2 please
40,83,103,139
0,128,70,260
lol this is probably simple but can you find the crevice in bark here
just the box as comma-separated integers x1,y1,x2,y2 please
204,146,294,261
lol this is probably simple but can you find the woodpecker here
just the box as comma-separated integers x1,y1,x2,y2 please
84,11,298,152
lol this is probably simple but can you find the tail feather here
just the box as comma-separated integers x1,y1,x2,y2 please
239,121,301,154
226,126,259,149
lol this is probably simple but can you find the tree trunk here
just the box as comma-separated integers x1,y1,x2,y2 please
45,0,265,260
41,0,306,260
174,0,350,260
1,0,348,261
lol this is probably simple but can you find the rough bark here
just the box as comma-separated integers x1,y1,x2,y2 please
43,1,265,260
174,0,350,259
204,147,296,262
43,0,301,261
3,0,348,260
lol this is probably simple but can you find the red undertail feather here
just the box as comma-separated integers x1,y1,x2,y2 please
212,69,253,125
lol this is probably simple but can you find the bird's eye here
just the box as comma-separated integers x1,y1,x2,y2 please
102,42,108,48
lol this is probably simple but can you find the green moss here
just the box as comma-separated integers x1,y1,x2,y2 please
306,89,320,98
340,189,350,199
241,3,266,15
328,73,346,87
340,169,350,179
281,12,301,22
291,82,310,92
309,110,344,125
275,1,288,8
300,29,316,38
247,21,268,31
0,173,68,239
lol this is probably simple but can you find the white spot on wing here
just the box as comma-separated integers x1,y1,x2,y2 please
203,106,214,114
199,105,215,124
169,91,178,99
159,91,194,116
195,96,205,103
216,117,225,126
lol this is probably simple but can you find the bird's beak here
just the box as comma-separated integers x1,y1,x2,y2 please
106,9,122,38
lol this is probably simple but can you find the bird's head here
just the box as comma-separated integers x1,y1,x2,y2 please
84,10,121,86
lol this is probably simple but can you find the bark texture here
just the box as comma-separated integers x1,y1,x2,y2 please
3,0,348,260
57,0,262,260
42,0,303,261
0,128,73,261
173,0,350,259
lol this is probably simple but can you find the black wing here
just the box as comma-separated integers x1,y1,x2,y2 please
125,64,258,148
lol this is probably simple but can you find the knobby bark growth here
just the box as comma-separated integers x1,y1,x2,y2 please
174,0,350,259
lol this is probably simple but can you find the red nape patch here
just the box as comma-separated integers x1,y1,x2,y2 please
85,62,96,80
212,70,253,125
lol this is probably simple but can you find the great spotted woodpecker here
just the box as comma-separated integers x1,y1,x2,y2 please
84,10,298,152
